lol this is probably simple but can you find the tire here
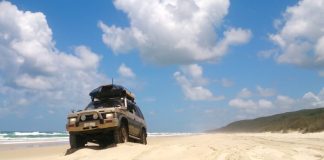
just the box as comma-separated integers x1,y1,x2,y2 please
114,124,129,143
120,125,129,143
99,135,113,148
140,129,147,145
69,134,85,149
99,140,108,148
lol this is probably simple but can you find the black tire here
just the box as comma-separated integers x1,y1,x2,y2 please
69,134,85,149
140,129,147,145
99,135,113,148
114,124,129,143
99,140,108,148
120,125,129,143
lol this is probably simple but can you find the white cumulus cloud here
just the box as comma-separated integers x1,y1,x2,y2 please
237,88,252,98
269,0,324,69
229,86,324,114
0,1,107,114
174,64,224,101
256,85,276,97
275,95,296,108
99,0,251,64
229,98,257,109
229,98,273,110
301,89,324,108
118,63,136,78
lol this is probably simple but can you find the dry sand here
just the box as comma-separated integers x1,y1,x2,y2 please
1,133,324,160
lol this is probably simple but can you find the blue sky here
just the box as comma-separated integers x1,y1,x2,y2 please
0,0,324,132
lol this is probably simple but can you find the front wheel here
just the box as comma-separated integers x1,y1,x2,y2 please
69,134,85,149
114,124,129,143
140,129,147,145
99,140,108,148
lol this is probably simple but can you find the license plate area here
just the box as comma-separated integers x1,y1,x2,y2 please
84,122,96,128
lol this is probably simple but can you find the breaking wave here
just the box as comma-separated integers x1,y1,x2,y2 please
0,131,202,144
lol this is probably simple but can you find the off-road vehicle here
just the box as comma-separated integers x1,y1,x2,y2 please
66,84,147,148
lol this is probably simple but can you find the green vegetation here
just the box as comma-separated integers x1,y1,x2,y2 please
215,108,324,133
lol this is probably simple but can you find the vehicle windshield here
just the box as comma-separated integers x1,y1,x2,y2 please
85,98,124,110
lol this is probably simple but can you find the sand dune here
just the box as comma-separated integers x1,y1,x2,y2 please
1,133,324,160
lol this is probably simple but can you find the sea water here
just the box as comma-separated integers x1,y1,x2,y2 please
0,131,69,144
0,131,201,145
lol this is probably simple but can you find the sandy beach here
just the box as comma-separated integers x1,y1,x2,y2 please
1,133,324,160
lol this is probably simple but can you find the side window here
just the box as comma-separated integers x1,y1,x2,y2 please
134,105,144,119
127,100,135,114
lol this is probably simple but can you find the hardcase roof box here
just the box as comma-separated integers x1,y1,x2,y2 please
89,84,135,101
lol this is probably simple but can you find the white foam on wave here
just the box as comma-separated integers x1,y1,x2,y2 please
148,132,203,137
0,131,69,145
13,131,67,136
0,137,69,145
0,132,203,144
0,138,68,145
14,132,46,136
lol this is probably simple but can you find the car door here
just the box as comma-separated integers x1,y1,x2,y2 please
126,100,138,136
132,105,143,136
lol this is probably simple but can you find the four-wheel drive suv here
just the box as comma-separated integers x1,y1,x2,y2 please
66,84,147,148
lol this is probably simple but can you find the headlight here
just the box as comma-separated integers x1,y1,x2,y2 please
93,114,98,120
106,113,114,119
69,118,76,124
81,115,86,121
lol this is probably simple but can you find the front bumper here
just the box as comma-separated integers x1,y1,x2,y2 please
66,118,118,132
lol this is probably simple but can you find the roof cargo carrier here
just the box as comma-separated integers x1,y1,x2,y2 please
89,84,135,101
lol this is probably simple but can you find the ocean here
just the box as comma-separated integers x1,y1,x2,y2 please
0,131,200,145
0,131,69,145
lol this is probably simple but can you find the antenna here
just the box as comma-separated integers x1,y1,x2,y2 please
112,78,114,85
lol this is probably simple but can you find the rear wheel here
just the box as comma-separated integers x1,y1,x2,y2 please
69,134,85,148
140,129,147,145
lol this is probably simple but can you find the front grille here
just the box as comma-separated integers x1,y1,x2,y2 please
85,115,94,121
76,113,106,127
79,114,98,122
